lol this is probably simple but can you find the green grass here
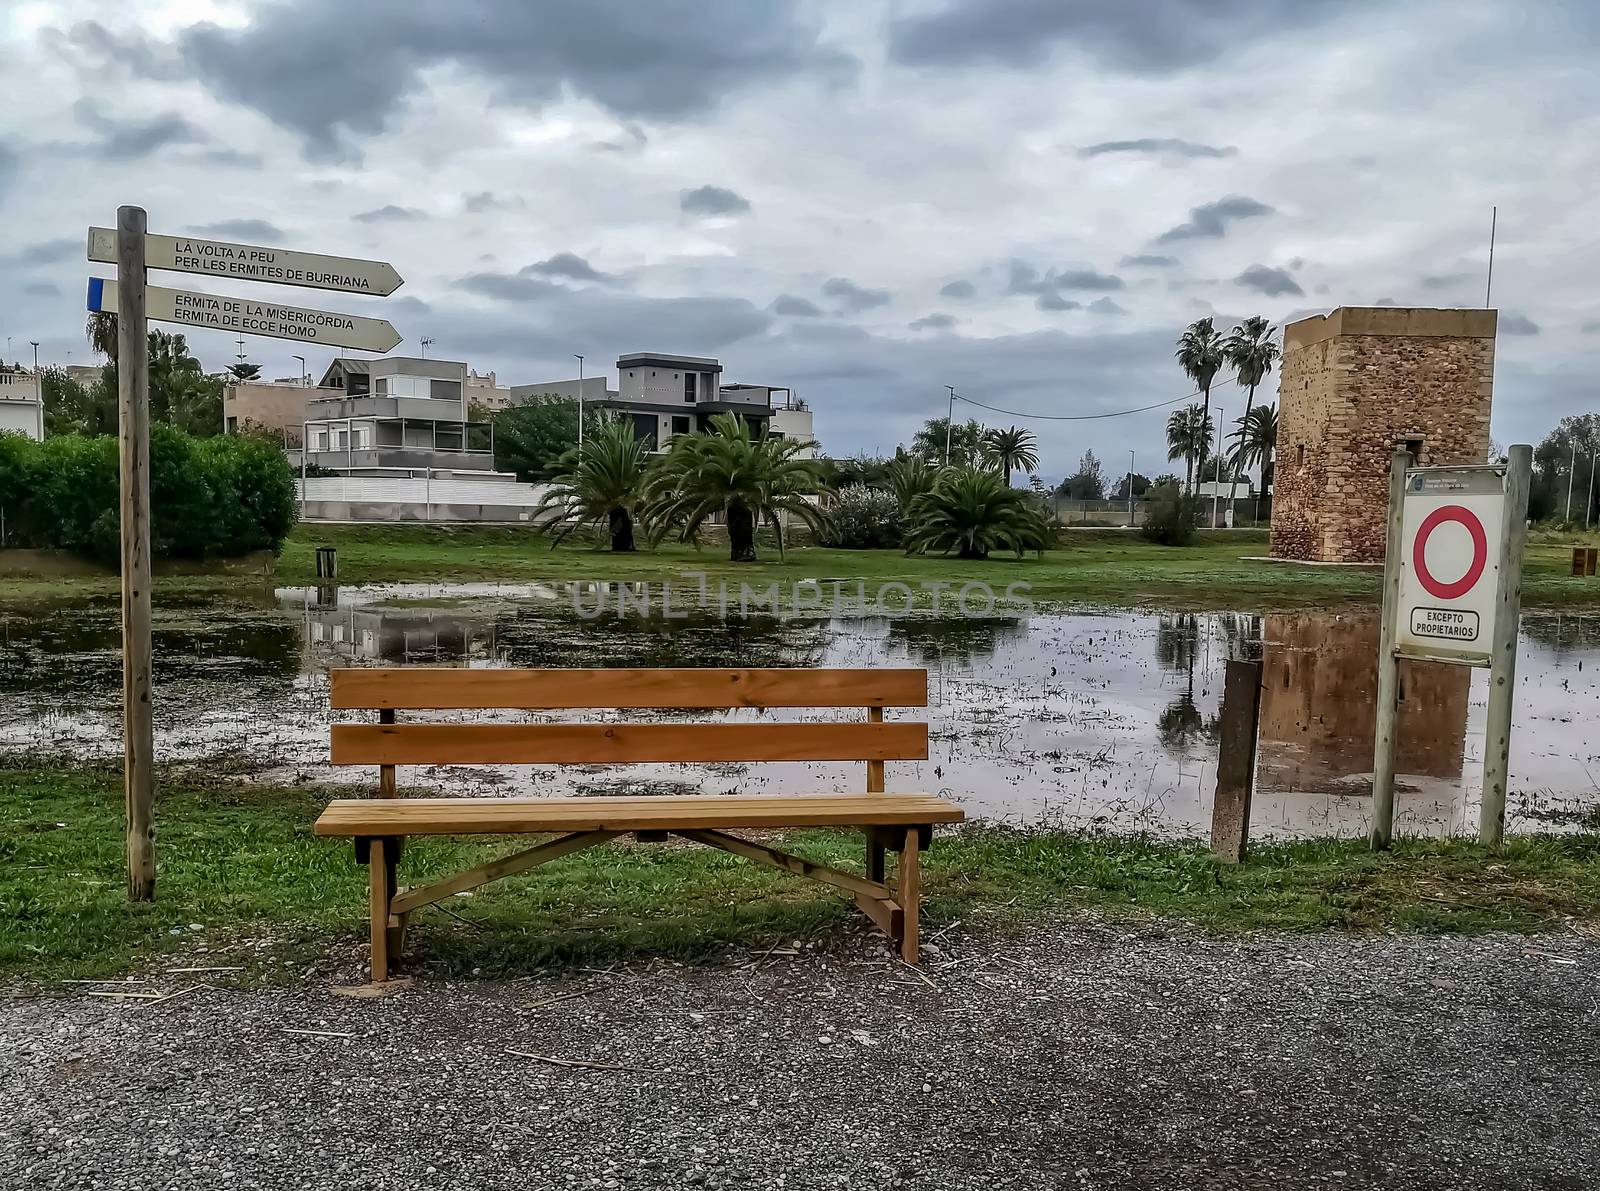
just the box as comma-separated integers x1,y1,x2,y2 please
5,762,1600,985
10,523,1600,612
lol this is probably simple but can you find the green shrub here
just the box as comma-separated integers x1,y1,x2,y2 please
1142,481,1204,546
0,428,296,560
820,484,902,549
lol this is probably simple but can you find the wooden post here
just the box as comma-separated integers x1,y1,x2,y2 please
369,837,390,982
898,826,920,963
1210,658,1263,863
1369,449,1409,850
1480,444,1532,847
118,205,155,901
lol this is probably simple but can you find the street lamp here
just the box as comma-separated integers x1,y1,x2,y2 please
292,355,306,386
575,354,585,452
1127,449,1135,528
30,341,39,372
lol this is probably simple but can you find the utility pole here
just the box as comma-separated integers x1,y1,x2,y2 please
1210,408,1224,528
117,205,155,900
575,354,585,453
944,386,956,466
1127,449,1135,527
1370,448,1411,849
1589,449,1598,529
1567,443,1576,522
30,341,40,371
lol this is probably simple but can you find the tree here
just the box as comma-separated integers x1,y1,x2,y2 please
822,453,891,489
1533,414,1600,523
1112,472,1151,500
886,447,936,513
98,331,225,437
981,425,1038,486
1174,317,1225,491
1221,316,1281,509
1142,480,1204,546
1166,403,1212,491
1057,449,1107,500
643,412,830,561
225,362,263,381
534,417,651,552
904,466,1049,559
1232,403,1278,493
85,312,117,362
40,366,117,437
492,394,580,482
910,417,986,469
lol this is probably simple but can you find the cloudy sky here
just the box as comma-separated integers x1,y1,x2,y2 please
2,1,1596,480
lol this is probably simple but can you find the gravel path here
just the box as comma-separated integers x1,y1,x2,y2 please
4,920,1598,1190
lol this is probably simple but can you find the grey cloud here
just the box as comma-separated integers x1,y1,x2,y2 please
1006,261,1050,295
910,313,958,331
521,252,618,285
1234,264,1303,297
188,219,286,242
1079,138,1236,159
1582,320,1600,334
822,277,891,311
680,185,752,216
4,239,78,267
1120,254,1179,268
1500,312,1540,336
24,281,61,298
457,273,562,303
88,3,854,154
1036,293,1081,312
1421,272,1475,289
354,205,428,223
1374,297,1399,306
464,191,527,213
1088,297,1127,314
1055,268,1124,291
1157,194,1274,242
772,294,825,317
887,0,1347,73
0,144,14,202
939,280,977,299
72,99,204,160
196,148,263,168
593,123,649,152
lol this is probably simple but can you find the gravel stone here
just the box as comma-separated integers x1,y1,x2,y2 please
3,919,1597,1189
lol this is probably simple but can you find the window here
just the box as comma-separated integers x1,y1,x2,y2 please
375,378,388,395
431,379,462,402
683,373,696,403
226,416,238,433
1401,436,1424,460
1296,444,1306,466
671,415,690,436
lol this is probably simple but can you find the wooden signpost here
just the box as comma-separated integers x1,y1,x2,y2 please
90,206,403,900
1371,444,1532,850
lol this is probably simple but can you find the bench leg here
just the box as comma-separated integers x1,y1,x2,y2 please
898,826,920,964
369,837,391,983
866,828,886,884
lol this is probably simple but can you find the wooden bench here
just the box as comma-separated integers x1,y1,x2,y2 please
313,667,964,981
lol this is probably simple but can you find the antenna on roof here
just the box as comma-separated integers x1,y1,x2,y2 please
420,336,435,359
1485,206,1497,308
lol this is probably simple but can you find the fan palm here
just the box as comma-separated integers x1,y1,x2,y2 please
1222,316,1281,507
981,425,1039,486
1174,317,1225,492
904,466,1048,559
535,417,651,551
886,447,936,513
85,311,118,362
1166,403,1213,492
642,412,830,561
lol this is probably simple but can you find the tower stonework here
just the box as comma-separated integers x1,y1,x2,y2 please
1269,307,1496,563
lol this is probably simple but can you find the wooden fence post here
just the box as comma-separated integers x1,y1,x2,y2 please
1211,658,1263,863
1370,449,1409,851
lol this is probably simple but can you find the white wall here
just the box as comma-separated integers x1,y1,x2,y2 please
0,375,44,440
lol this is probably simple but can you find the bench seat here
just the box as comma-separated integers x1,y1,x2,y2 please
315,793,964,837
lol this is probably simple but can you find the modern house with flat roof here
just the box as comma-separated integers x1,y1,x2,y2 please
512,351,816,457
0,370,44,440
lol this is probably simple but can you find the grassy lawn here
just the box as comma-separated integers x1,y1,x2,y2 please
8,523,1600,612
6,762,1600,985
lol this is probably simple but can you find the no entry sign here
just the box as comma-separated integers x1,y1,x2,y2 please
1396,467,1507,664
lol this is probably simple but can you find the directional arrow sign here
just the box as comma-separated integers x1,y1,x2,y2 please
87,227,403,296
88,277,402,353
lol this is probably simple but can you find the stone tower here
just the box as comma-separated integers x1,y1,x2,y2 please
1269,307,1496,563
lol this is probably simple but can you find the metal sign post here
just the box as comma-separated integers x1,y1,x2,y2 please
89,211,403,902
1370,444,1532,849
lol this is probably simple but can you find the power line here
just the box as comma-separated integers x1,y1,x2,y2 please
952,376,1242,423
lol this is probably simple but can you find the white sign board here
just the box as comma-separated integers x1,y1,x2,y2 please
88,277,402,353
87,227,403,296
1396,465,1507,665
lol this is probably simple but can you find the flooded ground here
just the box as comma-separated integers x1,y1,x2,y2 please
2,582,1598,839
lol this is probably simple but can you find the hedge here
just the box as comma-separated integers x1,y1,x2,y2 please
0,427,297,560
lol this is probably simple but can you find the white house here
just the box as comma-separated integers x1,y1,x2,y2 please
0,372,44,440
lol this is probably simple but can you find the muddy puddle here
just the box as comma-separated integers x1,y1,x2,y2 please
2,582,1598,839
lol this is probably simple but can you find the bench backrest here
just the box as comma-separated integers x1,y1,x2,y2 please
329,667,928,795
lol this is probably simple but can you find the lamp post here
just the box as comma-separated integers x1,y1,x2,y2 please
575,354,585,452
292,355,307,386
1127,449,1135,527
30,341,39,371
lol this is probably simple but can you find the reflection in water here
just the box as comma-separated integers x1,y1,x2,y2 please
2,582,1598,840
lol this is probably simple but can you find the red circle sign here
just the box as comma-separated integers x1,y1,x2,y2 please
1412,504,1487,600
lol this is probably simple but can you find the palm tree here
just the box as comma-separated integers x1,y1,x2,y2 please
642,412,830,561
1166,403,1213,492
1222,317,1281,511
535,417,651,551
886,447,936,513
981,425,1039,486
1232,403,1278,492
1174,317,1225,492
85,312,118,362
904,466,1049,559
